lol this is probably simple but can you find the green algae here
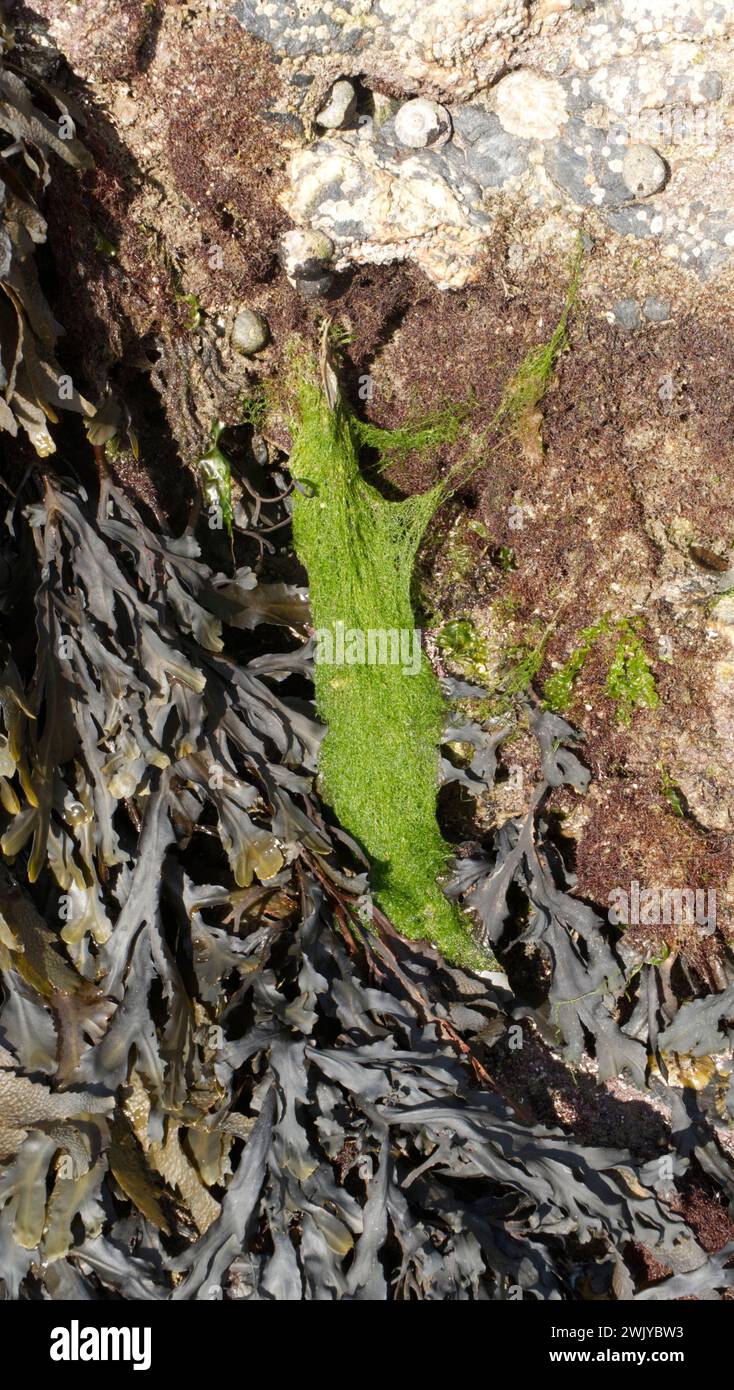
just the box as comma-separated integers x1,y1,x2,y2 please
543,613,659,723
437,618,489,679
543,615,611,713
605,617,660,724
197,420,234,535
289,371,486,967
495,239,584,450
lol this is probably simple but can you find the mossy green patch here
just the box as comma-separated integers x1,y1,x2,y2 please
543,613,659,724
606,618,659,725
289,373,485,967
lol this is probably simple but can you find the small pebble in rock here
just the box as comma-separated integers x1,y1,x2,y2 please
295,273,334,299
613,298,641,331
231,308,269,354
394,98,451,149
622,144,668,198
280,228,334,282
642,295,671,323
316,78,357,130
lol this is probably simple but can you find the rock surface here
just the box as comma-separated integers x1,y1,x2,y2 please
613,297,642,330
233,0,734,287
622,144,669,198
233,0,531,101
643,294,672,322
280,228,335,282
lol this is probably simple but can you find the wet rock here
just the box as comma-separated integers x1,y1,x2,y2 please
250,433,270,467
316,79,357,130
622,145,668,199
394,99,451,149
544,129,593,207
231,308,269,354
605,206,658,241
699,71,723,102
284,134,491,291
642,296,672,324
295,273,334,299
452,108,530,187
613,299,641,331
546,118,628,208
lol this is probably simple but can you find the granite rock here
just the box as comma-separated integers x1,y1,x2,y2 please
236,0,734,287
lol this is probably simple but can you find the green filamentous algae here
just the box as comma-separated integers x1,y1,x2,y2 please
289,371,484,967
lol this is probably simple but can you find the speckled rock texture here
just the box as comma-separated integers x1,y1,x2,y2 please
236,0,734,285
233,0,531,100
